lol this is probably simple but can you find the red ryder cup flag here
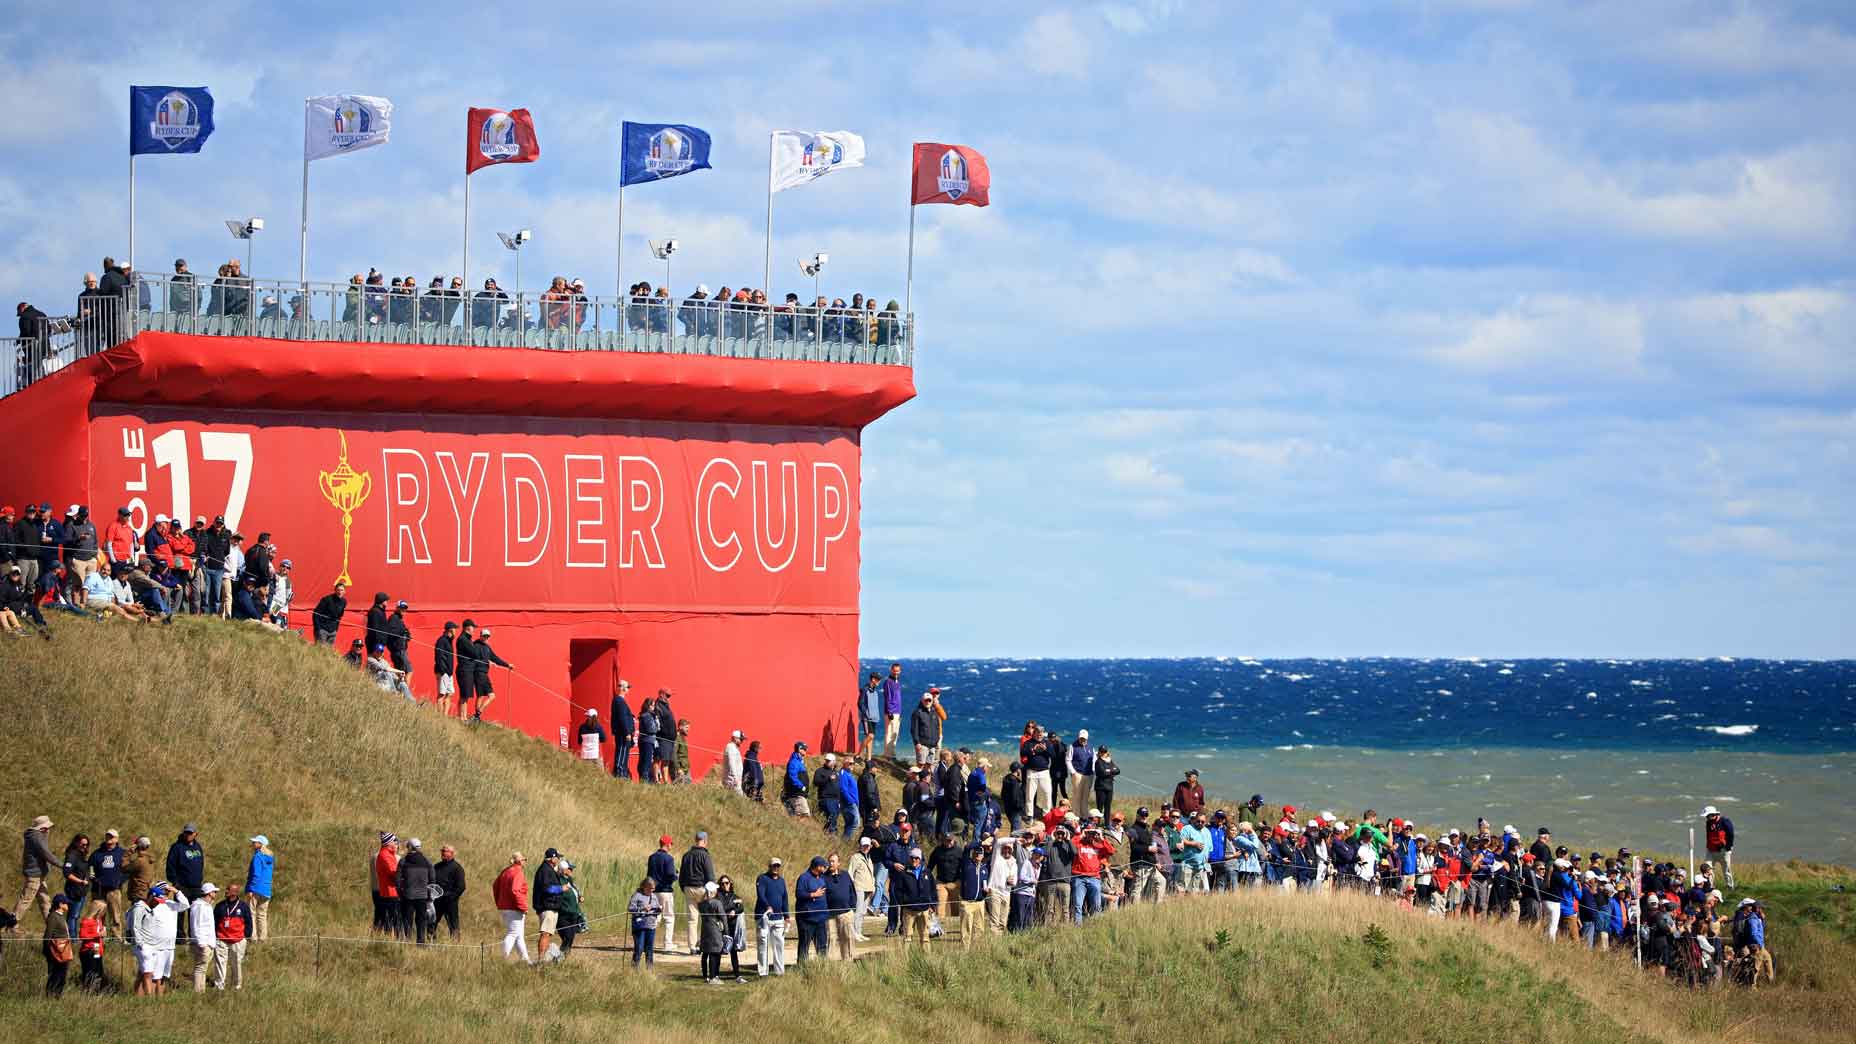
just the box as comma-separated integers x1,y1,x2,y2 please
466,107,540,175
305,95,392,161
912,143,991,207
770,131,865,193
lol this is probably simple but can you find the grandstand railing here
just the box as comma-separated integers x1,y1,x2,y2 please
5,276,914,398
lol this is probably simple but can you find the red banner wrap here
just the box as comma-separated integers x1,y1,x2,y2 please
88,408,861,615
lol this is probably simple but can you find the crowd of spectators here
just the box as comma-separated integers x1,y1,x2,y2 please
0,503,291,638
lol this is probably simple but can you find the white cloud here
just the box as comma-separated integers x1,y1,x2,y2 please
1023,12,1092,78
1672,524,1833,562
1431,294,1646,375
1103,452,1184,491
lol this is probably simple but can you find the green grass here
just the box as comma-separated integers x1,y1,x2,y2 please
1,616,1853,1043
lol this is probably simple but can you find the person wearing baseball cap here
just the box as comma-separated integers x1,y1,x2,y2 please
188,883,221,991
647,835,678,953
753,856,788,976
244,835,275,941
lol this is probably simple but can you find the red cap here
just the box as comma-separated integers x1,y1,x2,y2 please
1391,817,1405,829
1522,853,1536,862
658,835,673,846
0,505,13,516
1283,804,1296,814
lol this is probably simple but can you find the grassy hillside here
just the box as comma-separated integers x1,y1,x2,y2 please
1,618,1852,1043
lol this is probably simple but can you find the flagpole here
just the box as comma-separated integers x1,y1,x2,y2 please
298,101,310,292
128,154,136,272
905,204,916,322
615,182,625,299
762,132,774,300
462,173,471,296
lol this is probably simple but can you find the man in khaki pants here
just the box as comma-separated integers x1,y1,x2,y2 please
678,832,716,955
12,815,57,931
189,883,220,992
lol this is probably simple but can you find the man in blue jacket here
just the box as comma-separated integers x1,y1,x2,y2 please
823,853,857,960
837,761,861,841
793,856,831,963
753,857,788,977
783,743,811,817
646,836,677,954
881,663,904,758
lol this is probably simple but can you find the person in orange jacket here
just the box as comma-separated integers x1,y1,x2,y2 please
493,852,531,963
372,833,402,939
102,506,138,570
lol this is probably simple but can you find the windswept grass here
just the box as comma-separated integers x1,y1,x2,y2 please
0,618,1852,1044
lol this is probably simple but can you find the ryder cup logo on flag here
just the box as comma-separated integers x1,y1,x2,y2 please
911,143,991,207
305,95,392,161
481,113,519,160
466,107,540,174
620,121,713,187
129,86,215,155
770,130,865,193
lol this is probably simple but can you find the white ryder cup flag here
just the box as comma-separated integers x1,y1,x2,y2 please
305,94,393,161
769,130,865,193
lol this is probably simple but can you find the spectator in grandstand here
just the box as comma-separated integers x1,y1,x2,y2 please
168,259,197,316
680,284,714,337
311,581,346,646
470,278,509,330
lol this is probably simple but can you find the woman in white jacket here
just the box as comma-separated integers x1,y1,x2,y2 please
986,837,1017,934
722,731,745,794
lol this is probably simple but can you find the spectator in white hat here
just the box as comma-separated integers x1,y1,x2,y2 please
723,730,746,795
189,883,220,992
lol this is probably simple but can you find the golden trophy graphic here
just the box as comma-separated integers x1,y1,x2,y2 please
317,431,372,587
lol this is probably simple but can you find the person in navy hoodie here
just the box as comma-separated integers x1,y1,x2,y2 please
753,857,788,977
881,663,904,759
792,856,830,963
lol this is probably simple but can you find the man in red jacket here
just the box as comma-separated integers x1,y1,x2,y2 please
493,852,531,963
1172,769,1205,817
1071,825,1116,922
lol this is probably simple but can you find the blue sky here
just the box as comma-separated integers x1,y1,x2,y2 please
4,1,1852,658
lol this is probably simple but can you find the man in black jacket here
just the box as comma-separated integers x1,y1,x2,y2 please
1125,808,1162,904
396,838,435,946
199,517,231,616
364,592,391,652
813,756,843,835
1001,762,1028,833
610,681,636,779
532,848,565,958
472,628,512,721
433,621,457,714
244,531,275,589
385,600,413,690
454,620,479,718
678,833,717,955
311,582,347,646
432,845,466,940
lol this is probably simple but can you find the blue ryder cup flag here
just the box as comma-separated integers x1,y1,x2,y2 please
130,86,215,155
620,121,713,187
